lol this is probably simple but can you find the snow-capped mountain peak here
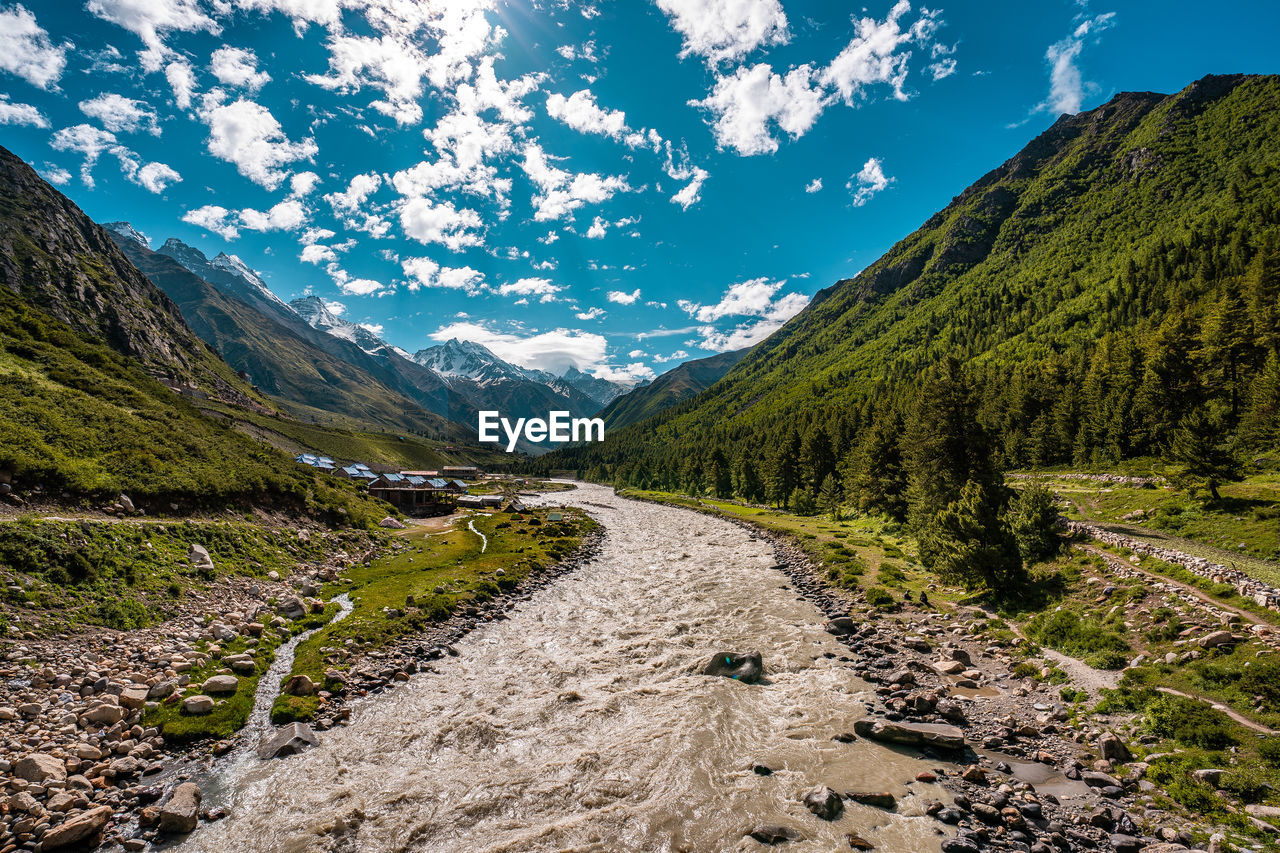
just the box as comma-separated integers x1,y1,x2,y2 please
210,252,288,308
411,338,534,384
103,221,150,249
290,295,389,356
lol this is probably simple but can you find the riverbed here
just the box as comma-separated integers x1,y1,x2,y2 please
178,484,949,852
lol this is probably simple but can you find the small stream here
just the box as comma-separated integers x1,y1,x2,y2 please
195,592,354,807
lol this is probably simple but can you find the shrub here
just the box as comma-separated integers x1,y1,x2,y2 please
1145,695,1238,749
865,585,896,609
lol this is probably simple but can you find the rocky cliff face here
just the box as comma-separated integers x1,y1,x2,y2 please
0,146,258,406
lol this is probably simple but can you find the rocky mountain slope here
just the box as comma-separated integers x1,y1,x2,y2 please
107,231,466,440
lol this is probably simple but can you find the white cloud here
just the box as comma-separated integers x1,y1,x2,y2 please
429,322,609,374
849,156,891,206
628,349,647,358
300,243,337,264
357,321,384,337
653,349,689,362
165,60,197,109
79,93,159,134
325,172,382,213
556,40,598,62
692,62,826,156
521,142,630,222
182,204,239,240
679,276,809,351
805,177,822,193
586,216,608,239
655,0,789,65
306,32,431,125
325,261,384,295
607,288,641,305
1039,12,1116,115
576,306,605,320
49,124,118,187
498,277,562,302
671,166,708,209
0,95,47,128
239,198,307,231
929,57,957,80
40,165,71,184
324,299,346,315
198,93,318,190
398,196,484,251
401,257,486,294
546,89,627,139
134,161,181,192
86,0,218,72
819,1,941,105
594,362,655,382
289,171,321,197
210,46,271,92
0,5,69,90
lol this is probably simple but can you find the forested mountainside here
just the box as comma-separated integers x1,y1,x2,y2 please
598,347,750,430
533,75,1280,499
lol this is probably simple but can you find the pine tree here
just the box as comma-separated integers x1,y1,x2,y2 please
921,479,1023,592
844,408,908,521
818,473,841,521
1241,351,1280,449
1201,282,1256,421
1165,408,1241,502
801,423,836,491
709,448,732,498
1007,484,1062,564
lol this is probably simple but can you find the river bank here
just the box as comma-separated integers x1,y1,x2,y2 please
0,505,602,851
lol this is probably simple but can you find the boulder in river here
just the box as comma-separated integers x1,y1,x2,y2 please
852,718,965,750
824,617,856,635
748,825,801,844
283,674,316,696
702,651,763,683
802,786,843,820
259,722,320,760
159,782,202,834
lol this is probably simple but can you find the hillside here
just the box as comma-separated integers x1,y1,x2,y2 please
598,347,750,430
108,232,468,441
535,74,1280,486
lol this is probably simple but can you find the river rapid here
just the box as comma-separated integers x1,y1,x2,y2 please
179,484,948,852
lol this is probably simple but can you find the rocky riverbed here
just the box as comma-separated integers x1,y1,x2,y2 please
0,488,1246,851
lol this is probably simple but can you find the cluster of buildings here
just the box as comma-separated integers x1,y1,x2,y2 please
295,454,489,515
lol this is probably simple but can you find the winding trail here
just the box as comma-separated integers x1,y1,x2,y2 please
178,484,951,853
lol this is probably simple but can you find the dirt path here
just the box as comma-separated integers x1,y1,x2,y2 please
1078,542,1270,629
1155,686,1280,735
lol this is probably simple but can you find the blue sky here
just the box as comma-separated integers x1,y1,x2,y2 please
2,0,1279,380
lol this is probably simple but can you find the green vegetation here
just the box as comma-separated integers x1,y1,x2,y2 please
531,77,1280,576
144,607,334,742
0,516,376,633
274,508,596,722
0,284,394,525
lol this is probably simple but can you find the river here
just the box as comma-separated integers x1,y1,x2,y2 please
178,484,948,852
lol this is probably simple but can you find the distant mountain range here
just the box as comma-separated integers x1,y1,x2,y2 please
104,224,643,452
597,348,750,430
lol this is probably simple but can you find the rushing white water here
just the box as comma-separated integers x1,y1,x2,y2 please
179,484,949,852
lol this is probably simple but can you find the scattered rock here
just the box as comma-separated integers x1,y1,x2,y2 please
159,782,202,834
203,674,239,693
802,786,843,820
380,516,407,529
748,825,801,844
852,718,965,750
183,695,215,714
259,722,320,759
13,753,66,783
847,791,896,809
40,805,114,850
702,651,764,683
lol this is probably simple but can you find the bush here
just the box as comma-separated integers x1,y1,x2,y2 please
1025,609,1130,668
1145,695,1238,749
1258,737,1280,767
865,586,896,609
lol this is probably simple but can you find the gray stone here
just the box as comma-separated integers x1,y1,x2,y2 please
40,805,114,849
183,695,215,714
852,718,965,750
702,651,764,684
801,786,843,820
159,782,202,834
258,722,320,760
203,674,239,694
13,753,66,783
